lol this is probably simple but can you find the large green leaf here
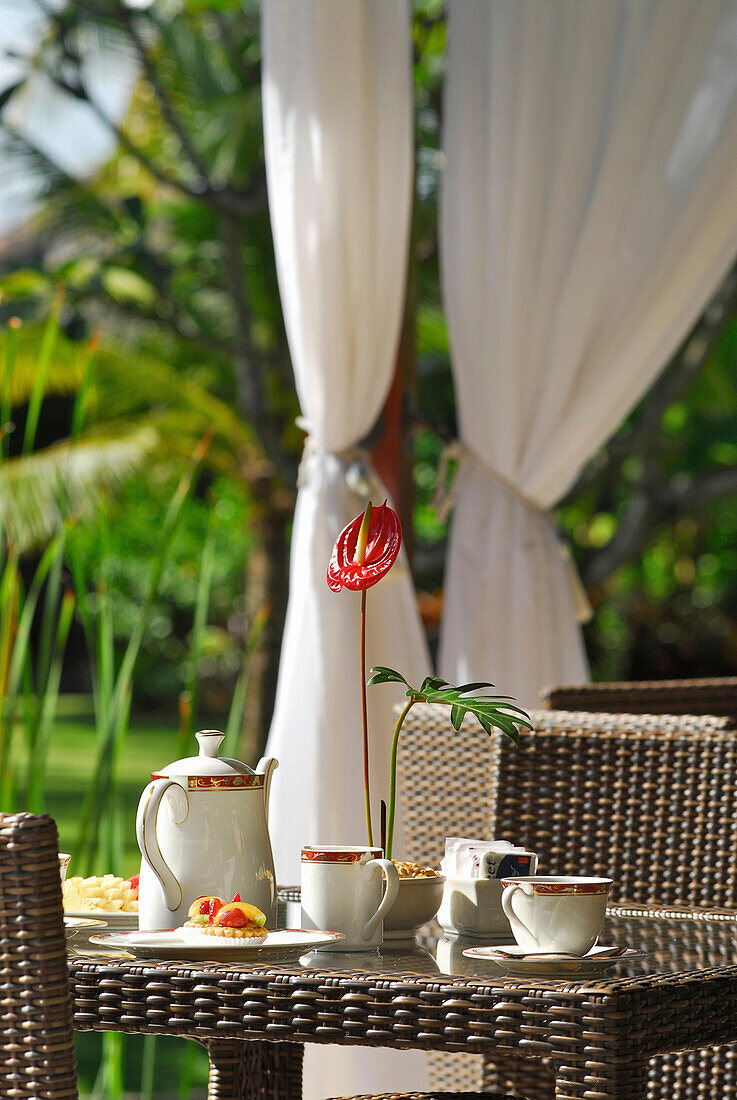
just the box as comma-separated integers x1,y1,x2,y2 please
367,666,411,688
369,665,533,745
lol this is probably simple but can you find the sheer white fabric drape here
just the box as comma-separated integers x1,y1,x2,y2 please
262,3,431,1092
439,0,737,707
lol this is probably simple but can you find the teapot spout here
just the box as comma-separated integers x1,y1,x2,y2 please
256,756,278,817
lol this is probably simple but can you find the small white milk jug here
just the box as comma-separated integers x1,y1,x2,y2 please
136,730,278,930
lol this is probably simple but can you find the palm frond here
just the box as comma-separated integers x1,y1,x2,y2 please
0,322,87,404
0,327,258,469
90,346,258,458
0,425,157,552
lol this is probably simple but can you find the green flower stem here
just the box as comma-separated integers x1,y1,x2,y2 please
386,696,418,860
361,588,373,847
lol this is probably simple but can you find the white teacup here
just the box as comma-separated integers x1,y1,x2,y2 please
501,875,612,955
301,844,399,952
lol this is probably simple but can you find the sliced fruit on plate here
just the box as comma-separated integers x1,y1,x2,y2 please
187,895,225,922
214,902,266,928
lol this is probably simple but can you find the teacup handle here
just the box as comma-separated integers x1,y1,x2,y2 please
501,881,540,949
360,858,399,941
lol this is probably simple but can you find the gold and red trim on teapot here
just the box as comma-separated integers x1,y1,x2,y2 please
150,773,265,790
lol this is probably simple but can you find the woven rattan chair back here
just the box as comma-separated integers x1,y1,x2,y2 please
493,708,737,908
397,704,497,868
399,704,737,908
397,704,737,1100
543,676,737,718
0,813,78,1100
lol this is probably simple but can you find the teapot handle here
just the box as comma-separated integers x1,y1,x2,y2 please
136,778,186,912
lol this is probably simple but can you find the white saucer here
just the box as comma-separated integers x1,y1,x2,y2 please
90,928,345,961
462,943,646,977
64,908,138,932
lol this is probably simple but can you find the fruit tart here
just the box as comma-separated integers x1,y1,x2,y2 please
180,892,268,941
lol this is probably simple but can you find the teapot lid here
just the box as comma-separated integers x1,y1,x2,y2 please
155,730,256,778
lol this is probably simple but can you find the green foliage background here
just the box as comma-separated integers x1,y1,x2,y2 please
0,0,735,715
0,2,735,1096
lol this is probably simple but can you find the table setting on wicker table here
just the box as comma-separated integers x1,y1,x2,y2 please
12,502,737,1100
63,505,737,1099
64,900,737,1100
7,809,737,1099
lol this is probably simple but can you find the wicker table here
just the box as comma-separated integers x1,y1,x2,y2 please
68,902,737,1100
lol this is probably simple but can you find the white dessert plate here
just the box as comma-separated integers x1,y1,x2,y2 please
90,928,345,960
64,909,138,932
462,943,646,977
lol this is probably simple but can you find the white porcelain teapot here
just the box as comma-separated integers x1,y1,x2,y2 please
136,730,278,930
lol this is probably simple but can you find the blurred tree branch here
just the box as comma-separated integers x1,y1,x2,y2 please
566,263,737,504
574,262,737,587
31,0,266,218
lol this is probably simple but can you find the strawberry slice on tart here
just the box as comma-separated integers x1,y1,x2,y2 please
183,895,225,928
204,901,268,939
179,895,268,940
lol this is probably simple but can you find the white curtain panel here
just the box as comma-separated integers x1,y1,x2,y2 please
439,0,737,708
262,2,431,1092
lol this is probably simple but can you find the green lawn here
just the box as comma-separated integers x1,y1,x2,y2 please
27,704,184,876
7,699,212,1096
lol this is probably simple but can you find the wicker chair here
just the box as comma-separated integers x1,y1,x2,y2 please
543,675,737,718
0,812,78,1100
394,704,737,1100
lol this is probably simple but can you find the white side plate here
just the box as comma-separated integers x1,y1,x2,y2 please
90,928,345,960
64,908,139,932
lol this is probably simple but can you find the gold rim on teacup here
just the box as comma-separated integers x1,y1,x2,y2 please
500,875,612,896
301,845,383,865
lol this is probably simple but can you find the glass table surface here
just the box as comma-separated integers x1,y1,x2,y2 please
69,900,737,985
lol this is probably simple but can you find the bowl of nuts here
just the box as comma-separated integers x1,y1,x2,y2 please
383,861,445,941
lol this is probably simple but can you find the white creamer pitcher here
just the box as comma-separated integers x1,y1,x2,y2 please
136,730,278,930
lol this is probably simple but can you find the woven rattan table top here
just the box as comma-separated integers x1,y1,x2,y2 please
68,901,737,1100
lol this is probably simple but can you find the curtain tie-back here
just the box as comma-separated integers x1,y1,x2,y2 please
296,417,372,494
434,440,593,624
433,440,544,522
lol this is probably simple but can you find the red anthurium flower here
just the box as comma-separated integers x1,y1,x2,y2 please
326,500,403,848
327,501,402,592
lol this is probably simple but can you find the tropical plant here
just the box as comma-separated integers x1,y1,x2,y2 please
327,501,403,846
0,530,75,814
368,666,532,859
71,433,211,873
0,0,298,746
0,300,160,554
326,498,531,859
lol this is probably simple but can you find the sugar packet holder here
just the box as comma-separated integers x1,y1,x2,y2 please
441,837,538,880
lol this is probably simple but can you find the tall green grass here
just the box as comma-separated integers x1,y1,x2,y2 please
0,313,257,1097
